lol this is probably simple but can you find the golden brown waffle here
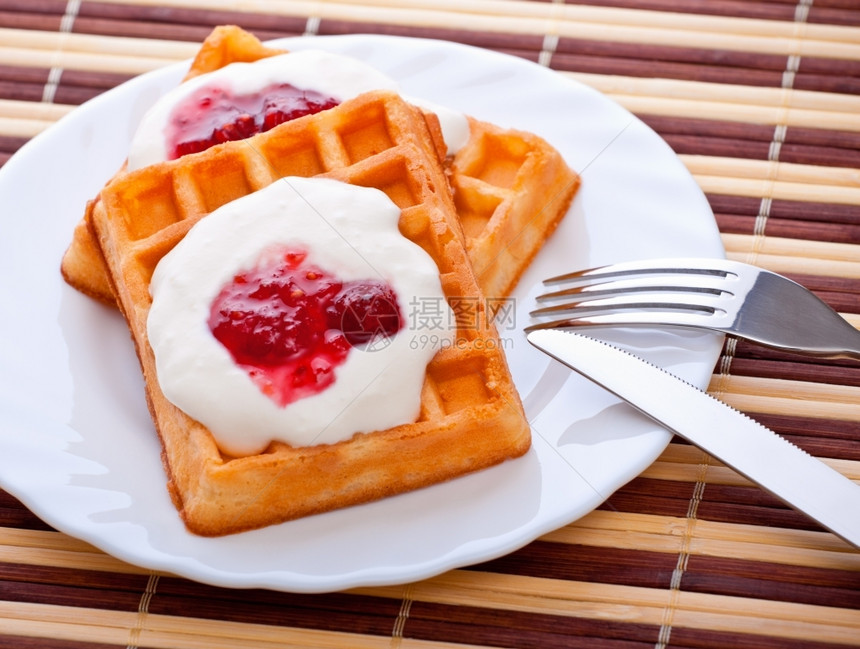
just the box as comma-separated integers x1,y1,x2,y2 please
90,91,530,536
452,118,580,299
61,26,578,304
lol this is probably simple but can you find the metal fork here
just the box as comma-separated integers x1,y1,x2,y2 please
526,257,860,359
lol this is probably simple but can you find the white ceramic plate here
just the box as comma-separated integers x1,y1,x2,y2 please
0,35,724,592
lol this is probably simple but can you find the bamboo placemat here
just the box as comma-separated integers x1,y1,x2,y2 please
1,1,859,648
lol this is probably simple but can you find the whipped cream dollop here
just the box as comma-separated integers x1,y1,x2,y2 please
147,177,454,456
128,50,469,170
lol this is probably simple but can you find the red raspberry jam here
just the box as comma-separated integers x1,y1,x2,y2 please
209,249,403,407
167,83,339,159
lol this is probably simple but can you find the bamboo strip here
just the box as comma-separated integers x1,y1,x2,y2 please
0,601,423,649
564,72,860,114
708,375,860,406
89,0,860,59
0,536,152,575
0,527,101,553
546,510,860,567
717,391,860,421
0,99,71,122
0,44,181,74
681,155,860,190
642,457,860,485
0,28,196,61
357,571,860,644
726,246,860,274
0,116,58,138
721,235,860,277
609,94,860,133
693,174,860,205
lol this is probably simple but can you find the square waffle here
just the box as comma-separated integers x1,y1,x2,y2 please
62,26,579,304
90,91,530,536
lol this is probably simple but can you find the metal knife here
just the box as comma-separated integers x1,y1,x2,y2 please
527,329,860,549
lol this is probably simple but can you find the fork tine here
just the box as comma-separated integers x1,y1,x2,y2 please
536,275,732,303
530,293,725,319
544,257,738,287
524,308,724,333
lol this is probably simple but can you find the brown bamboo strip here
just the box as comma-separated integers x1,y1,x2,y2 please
713,213,860,243
708,195,860,225
561,0,801,23
728,349,860,381
405,601,659,649
547,510,860,569
795,72,860,95
551,50,786,87
0,66,132,105
3,577,149,615
0,491,52,531
715,213,860,244
746,409,860,442
146,587,401,637
77,0,310,40
0,133,25,153
809,6,860,29
577,0,860,30
72,16,287,45
646,116,860,155
0,64,49,85
673,137,860,168
681,565,860,612
319,18,546,56
470,540,677,589
0,81,45,102
696,492,826,534
665,134,773,161
725,356,860,388
554,33,789,70
604,478,846,533
684,553,860,599
0,12,63,35
729,334,860,363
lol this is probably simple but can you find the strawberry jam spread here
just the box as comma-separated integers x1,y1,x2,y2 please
146,177,453,456
167,83,339,159
127,51,400,171
208,249,402,407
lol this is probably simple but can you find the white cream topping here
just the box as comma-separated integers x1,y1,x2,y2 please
147,177,454,457
128,50,469,170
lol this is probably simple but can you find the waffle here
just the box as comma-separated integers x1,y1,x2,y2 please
61,26,578,303
90,91,530,536
452,118,579,299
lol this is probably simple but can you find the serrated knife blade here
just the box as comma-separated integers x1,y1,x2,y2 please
527,329,860,548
